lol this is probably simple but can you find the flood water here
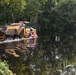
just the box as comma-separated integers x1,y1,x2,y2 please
0,36,76,75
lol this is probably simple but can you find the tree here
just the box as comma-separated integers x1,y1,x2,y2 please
38,0,76,37
38,0,59,36
0,0,26,24
24,0,47,24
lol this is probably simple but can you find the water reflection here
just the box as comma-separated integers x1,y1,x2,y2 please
0,36,76,75
0,38,37,57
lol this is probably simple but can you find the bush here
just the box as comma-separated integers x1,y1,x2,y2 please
0,60,13,75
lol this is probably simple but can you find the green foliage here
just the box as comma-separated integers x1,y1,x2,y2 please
9,0,26,12
0,60,13,75
25,0,47,23
57,0,76,21
0,0,26,24
38,0,76,37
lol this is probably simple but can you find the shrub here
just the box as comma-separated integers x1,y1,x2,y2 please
0,60,13,75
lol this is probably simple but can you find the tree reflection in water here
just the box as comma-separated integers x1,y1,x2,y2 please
0,36,76,75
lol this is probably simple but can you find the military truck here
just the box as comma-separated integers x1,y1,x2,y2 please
4,21,37,40
0,21,37,41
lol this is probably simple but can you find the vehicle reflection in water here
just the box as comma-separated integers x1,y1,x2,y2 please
0,38,37,58
27,39,37,49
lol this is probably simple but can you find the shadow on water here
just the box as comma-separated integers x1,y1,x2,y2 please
0,36,76,75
